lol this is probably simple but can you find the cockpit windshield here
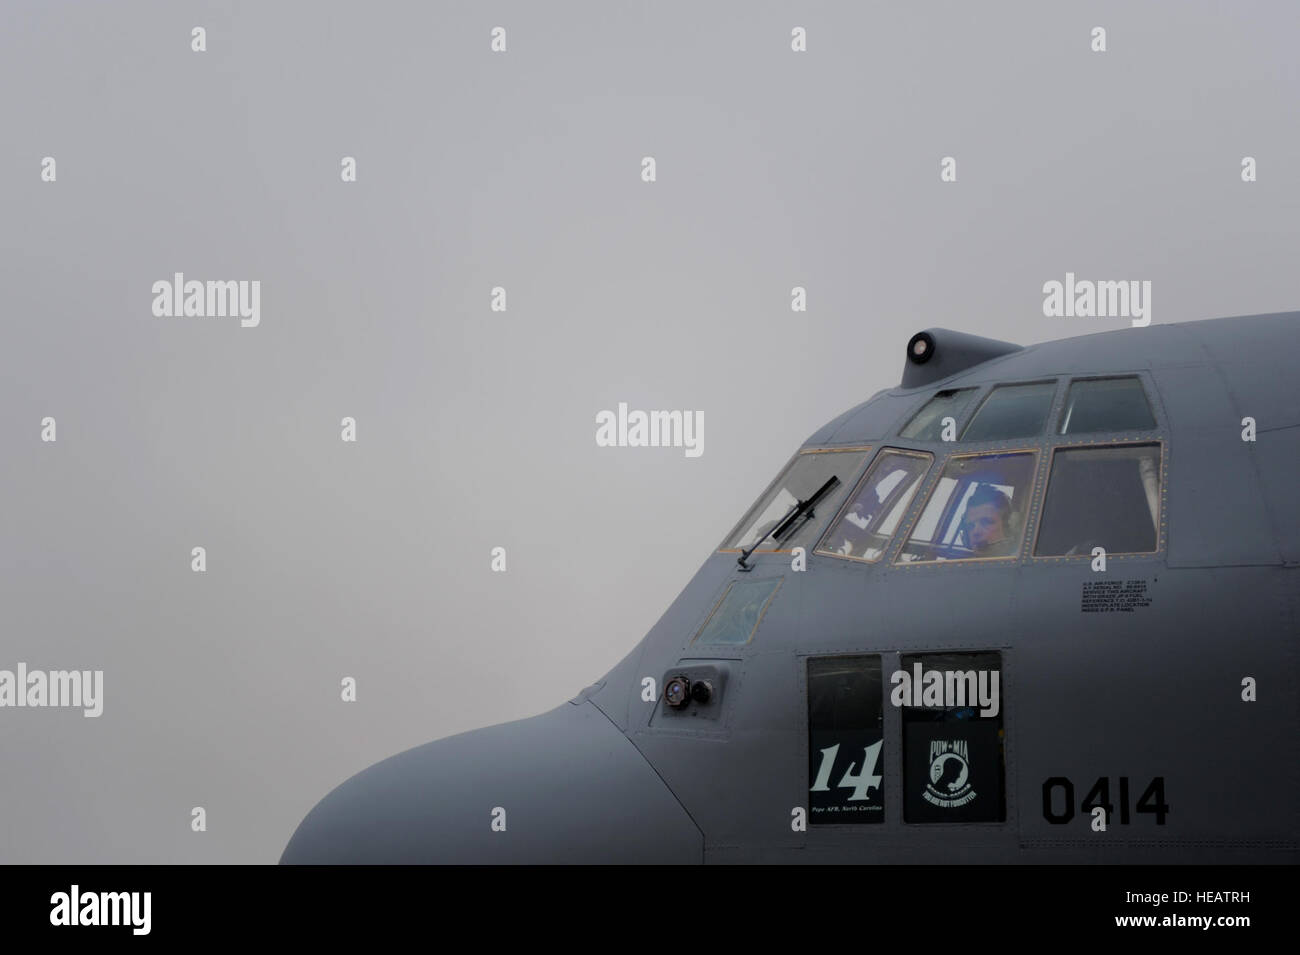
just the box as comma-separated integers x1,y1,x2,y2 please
1034,443,1162,556
897,450,1038,562
722,448,870,553
817,450,932,561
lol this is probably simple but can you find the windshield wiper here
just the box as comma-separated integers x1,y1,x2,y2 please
737,475,841,571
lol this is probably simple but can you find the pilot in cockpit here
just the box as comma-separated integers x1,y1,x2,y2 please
960,484,1015,557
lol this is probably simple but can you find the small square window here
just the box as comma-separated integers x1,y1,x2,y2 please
1058,377,1155,434
900,388,979,440
961,381,1056,441
692,577,783,646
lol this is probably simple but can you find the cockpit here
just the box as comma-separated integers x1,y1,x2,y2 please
895,450,1037,562
718,374,1165,567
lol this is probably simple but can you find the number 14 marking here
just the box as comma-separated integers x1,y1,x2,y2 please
811,742,883,800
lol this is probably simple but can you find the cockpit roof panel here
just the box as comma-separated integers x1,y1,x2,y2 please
820,312,1298,447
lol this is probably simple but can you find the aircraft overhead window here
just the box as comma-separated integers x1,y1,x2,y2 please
961,381,1056,441
692,577,783,646
721,448,870,554
816,450,933,561
1034,443,1162,557
807,655,884,824
1058,377,1155,434
897,451,1038,562
899,651,1006,824
899,388,979,440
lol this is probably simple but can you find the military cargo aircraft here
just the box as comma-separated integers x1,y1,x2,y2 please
281,311,1299,863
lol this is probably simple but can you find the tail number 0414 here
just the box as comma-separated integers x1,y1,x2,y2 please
1042,776,1168,825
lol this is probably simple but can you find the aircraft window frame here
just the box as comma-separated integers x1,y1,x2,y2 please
959,379,1060,442
891,447,1042,566
1057,375,1158,435
1029,438,1167,561
814,448,935,563
717,446,873,554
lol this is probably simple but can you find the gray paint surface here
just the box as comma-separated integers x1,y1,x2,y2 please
282,699,702,863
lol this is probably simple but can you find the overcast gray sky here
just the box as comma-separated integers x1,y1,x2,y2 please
1,0,1297,862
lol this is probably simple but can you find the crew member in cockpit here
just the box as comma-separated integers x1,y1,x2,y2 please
961,484,1016,557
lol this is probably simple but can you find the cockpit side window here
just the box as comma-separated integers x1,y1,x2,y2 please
693,577,783,646
897,450,1038,563
720,448,870,553
899,388,979,440
961,381,1057,441
816,450,933,562
1033,443,1162,557
1058,376,1155,434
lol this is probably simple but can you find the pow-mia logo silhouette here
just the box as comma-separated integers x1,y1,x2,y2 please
924,739,977,808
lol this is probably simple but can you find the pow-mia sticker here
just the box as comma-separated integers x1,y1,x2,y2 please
904,722,1004,823
899,651,1006,824
925,739,977,809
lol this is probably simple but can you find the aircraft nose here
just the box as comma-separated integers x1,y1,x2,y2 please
280,701,702,864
